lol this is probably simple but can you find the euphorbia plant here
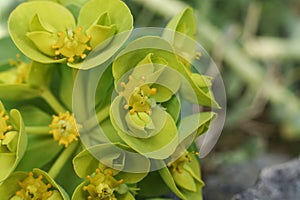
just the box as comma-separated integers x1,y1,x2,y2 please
0,0,222,200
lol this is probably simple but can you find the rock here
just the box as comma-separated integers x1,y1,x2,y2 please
202,153,289,200
232,158,300,200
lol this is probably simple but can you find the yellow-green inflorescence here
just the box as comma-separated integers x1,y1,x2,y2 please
51,27,92,63
0,110,13,140
0,54,31,85
83,168,124,200
15,172,53,200
9,54,31,84
27,14,92,63
119,75,157,115
49,111,80,148
167,151,198,173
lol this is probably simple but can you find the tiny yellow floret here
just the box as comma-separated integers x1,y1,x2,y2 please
51,27,92,63
16,172,53,200
49,111,80,148
83,168,123,200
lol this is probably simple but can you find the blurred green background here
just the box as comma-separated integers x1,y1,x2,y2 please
1,0,300,199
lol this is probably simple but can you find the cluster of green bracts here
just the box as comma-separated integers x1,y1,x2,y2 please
0,0,219,199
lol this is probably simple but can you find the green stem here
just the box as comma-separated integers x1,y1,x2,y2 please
96,105,110,124
81,105,110,133
25,126,50,135
48,142,79,179
40,89,66,113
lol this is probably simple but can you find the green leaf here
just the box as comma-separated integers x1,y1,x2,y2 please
163,7,196,68
137,171,170,198
0,84,41,101
181,154,204,200
178,112,216,142
100,118,125,144
162,95,181,122
16,135,63,171
17,106,52,126
159,166,186,200
58,65,74,110
8,1,75,63
0,37,23,66
172,170,196,192
28,61,54,89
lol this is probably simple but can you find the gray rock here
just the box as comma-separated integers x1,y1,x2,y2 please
232,158,300,200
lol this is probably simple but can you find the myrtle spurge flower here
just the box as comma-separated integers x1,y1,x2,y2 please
8,0,133,68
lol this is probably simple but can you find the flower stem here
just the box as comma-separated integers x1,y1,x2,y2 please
96,105,110,124
48,142,79,179
40,89,66,113
25,126,50,135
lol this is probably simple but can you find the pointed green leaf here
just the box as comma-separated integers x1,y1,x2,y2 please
172,170,197,192
28,61,54,89
162,95,181,122
17,106,52,126
0,84,41,101
159,166,186,200
87,24,117,48
137,171,170,198
0,37,23,66
16,135,63,171
178,112,216,142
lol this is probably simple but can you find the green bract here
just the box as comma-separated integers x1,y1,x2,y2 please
109,36,216,160
72,145,144,200
0,169,69,200
111,41,185,159
0,101,27,182
159,154,204,200
8,0,133,68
